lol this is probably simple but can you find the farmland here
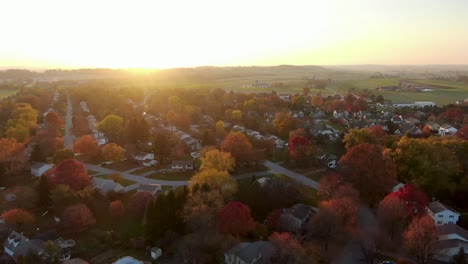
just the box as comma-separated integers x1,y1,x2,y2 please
0,89,17,99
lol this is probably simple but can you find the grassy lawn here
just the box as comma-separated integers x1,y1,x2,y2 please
106,161,139,172
233,164,269,175
132,166,156,175
0,89,18,99
87,169,99,175
94,174,136,187
147,171,194,181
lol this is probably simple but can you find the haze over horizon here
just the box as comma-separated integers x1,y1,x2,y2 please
2,0,468,69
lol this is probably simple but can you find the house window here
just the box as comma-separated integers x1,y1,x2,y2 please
437,221,443,225
438,215,443,218
449,215,454,218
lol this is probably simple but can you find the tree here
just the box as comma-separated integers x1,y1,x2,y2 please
268,232,310,264
24,249,42,264
231,110,242,121
288,135,314,167
53,148,75,164
359,232,381,264
199,149,235,172
50,184,78,213
311,94,323,107
339,143,396,206
44,111,63,129
1,208,34,231
0,137,25,173
97,114,123,142
153,130,175,163
273,111,295,138
46,159,90,191
318,172,342,200
221,132,253,165
451,247,467,264
392,184,429,217
42,240,60,264
343,128,377,150
109,200,125,218
403,215,438,264
455,126,468,140
73,135,100,161
128,191,153,218
215,120,225,136
218,201,255,236
62,203,96,232
377,194,408,241
36,176,51,208
30,144,46,163
189,169,238,198
393,137,460,197
101,143,125,162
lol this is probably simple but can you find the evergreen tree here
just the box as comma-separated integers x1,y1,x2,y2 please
30,144,45,163
37,176,51,208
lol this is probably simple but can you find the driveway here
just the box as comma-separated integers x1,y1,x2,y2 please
85,163,188,187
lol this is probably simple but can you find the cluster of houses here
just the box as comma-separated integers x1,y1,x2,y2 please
79,101,108,145
392,183,467,261
231,125,286,148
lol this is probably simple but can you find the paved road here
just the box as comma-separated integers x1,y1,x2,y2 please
85,163,189,187
264,161,320,190
63,93,74,149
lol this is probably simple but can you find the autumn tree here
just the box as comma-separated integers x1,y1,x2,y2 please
288,135,314,167
231,110,242,121
30,144,46,163
199,149,235,172
62,203,96,232
128,191,153,218
189,169,238,198
215,120,225,136
377,194,408,241
73,135,100,161
97,114,123,142
273,110,295,138
1,208,34,231
34,128,63,157
53,148,75,164
393,137,460,197
318,171,342,200
101,143,125,162
403,215,438,264
36,176,51,208
268,232,310,264
455,126,468,140
0,137,25,173
42,240,60,264
44,111,63,129
50,184,78,213
46,159,91,191
153,130,175,163
392,184,429,217
343,128,377,150
109,200,125,218
221,132,253,165
218,201,255,236
340,143,396,206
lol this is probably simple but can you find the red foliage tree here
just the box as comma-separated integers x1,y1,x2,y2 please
108,200,125,218
44,111,64,129
268,232,309,263
392,184,429,217
266,209,282,230
439,107,464,125
1,208,35,230
73,135,100,161
128,191,153,218
339,143,396,206
45,158,91,191
218,201,255,236
369,125,386,138
318,171,342,200
62,203,96,232
288,135,314,167
377,194,408,241
455,126,468,140
403,215,438,264
221,132,253,165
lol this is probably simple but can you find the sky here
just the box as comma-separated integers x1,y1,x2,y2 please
1,0,468,69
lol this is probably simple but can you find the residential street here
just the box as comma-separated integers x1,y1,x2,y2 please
63,93,74,149
264,161,320,190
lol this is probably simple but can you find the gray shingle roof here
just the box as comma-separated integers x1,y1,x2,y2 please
428,201,460,214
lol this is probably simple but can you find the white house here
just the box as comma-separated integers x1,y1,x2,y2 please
92,177,124,194
138,184,161,196
31,162,53,177
132,152,154,161
142,160,157,167
171,160,194,170
439,124,458,136
427,201,460,226
392,182,405,193
436,224,468,261
151,247,162,260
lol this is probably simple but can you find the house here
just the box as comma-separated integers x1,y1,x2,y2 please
142,160,157,167
405,117,420,126
138,184,161,196
150,247,162,260
435,224,468,260
427,201,460,225
439,124,458,136
414,101,436,107
3,231,43,259
399,123,422,135
425,121,440,132
31,162,53,177
113,256,144,264
132,152,154,161
63,259,89,264
171,160,194,170
92,177,124,194
393,102,414,108
224,241,274,264
391,115,404,124
278,204,317,233
392,182,405,193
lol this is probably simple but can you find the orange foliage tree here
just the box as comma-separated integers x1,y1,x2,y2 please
403,215,438,264
0,138,25,173
102,143,126,162
221,132,253,165
109,200,125,218
73,135,100,161
1,208,35,230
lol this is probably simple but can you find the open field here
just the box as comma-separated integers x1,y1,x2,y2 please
0,89,18,99
332,78,468,106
